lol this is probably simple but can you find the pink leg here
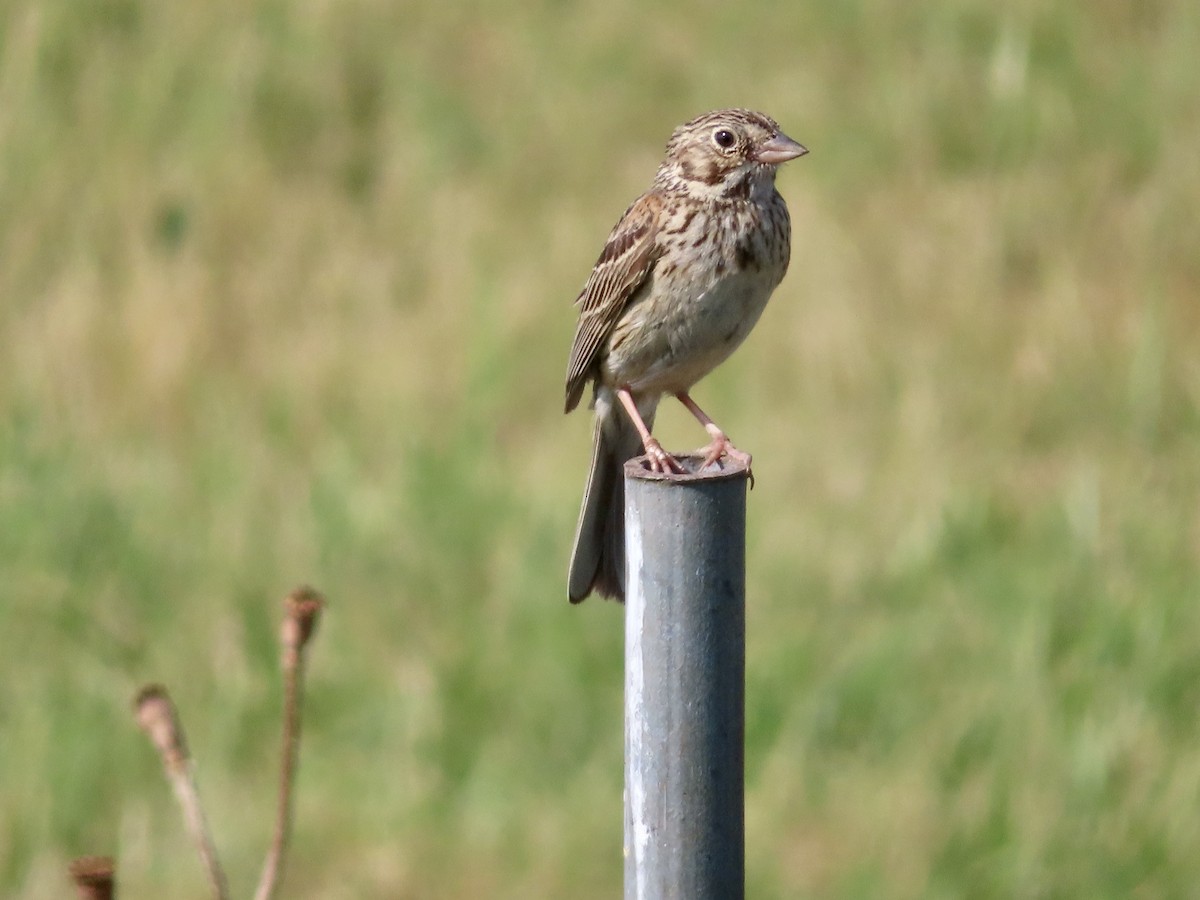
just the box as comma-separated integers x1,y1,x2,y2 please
617,388,685,474
675,392,753,471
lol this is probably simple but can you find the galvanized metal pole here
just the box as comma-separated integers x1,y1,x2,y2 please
623,454,748,900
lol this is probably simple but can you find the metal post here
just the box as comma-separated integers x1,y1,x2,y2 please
623,455,748,900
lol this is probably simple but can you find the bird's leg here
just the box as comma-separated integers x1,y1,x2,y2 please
675,392,754,474
616,388,685,474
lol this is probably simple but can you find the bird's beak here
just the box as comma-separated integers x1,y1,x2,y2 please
756,133,809,165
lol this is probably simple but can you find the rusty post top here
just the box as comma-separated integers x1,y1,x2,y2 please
623,453,751,484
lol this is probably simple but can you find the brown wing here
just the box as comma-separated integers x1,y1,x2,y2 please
564,191,663,413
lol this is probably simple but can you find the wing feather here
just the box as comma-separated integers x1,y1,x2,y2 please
564,192,662,412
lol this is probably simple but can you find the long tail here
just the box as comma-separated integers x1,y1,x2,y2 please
568,393,655,603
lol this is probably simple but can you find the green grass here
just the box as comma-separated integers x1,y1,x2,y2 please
3,0,1200,895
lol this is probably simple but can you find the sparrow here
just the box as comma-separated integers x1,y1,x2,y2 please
565,108,807,603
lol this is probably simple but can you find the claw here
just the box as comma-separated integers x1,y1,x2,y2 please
699,436,754,485
644,437,686,474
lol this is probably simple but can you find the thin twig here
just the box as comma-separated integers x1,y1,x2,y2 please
69,856,115,900
134,685,230,900
254,586,325,900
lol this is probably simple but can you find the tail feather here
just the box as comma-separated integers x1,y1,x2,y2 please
568,399,653,603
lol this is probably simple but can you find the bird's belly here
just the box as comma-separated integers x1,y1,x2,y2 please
603,269,776,396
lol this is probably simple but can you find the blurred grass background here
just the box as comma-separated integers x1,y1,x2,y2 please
2,0,1199,895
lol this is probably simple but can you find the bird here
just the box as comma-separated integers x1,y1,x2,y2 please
564,108,808,604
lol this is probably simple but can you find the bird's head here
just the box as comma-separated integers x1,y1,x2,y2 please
656,108,808,198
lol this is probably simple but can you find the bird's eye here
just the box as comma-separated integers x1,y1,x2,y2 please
713,129,736,150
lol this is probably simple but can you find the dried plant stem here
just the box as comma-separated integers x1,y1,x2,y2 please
134,686,230,900
168,762,229,900
254,587,325,900
253,645,303,900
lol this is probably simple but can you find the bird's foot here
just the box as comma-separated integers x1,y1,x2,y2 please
643,437,686,474
699,435,754,487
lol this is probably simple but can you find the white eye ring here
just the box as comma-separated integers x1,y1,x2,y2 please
712,128,737,150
